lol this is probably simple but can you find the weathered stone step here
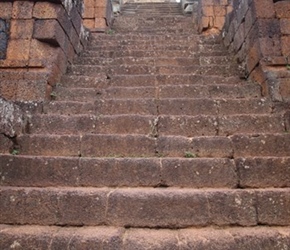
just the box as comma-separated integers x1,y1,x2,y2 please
112,16,193,32
45,99,157,115
158,83,261,99
68,65,237,77
27,113,285,136
89,33,220,45
81,45,227,58
158,98,272,115
159,114,286,136
2,155,290,189
59,73,109,88
54,86,157,100
14,134,290,157
0,156,237,188
59,83,260,100
28,114,155,135
1,225,290,249
108,74,244,87
74,56,203,67
44,98,271,116
60,74,245,89
1,187,290,227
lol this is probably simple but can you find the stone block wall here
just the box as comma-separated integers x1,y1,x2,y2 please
197,0,233,34
83,0,114,31
0,0,89,101
222,0,290,101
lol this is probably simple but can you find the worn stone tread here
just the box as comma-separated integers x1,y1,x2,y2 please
14,133,290,157
28,114,155,135
1,187,290,227
1,225,290,249
0,155,238,188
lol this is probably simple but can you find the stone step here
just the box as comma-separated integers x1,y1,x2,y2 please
159,114,286,136
1,186,290,227
43,98,272,116
0,156,237,188
158,98,272,116
74,56,203,66
13,134,290,157
89,33,220,44
68,65,238,77
27,113,285,136
28,114,155,135
158,83,261,99
155,74,244,86
54,80,262,100
2,155,290,189
81,49,228,58
56,83,260,100
81,45,228,58
1,225,290,249
112,16,193,32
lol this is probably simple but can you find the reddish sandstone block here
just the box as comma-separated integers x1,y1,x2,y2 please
95,7,107,18
12,1,34,19
280,19,290,35
214,6,226,16
0,81,17,100
214,16,225,30
249,65,268,95
280,78,290,100
7,39,30,61
16,80,47,101
0,2,12,19
252,0,275,18
246,40,262,74
29,39,58,63
275,1,290,18
259,37,281,57
95,17,107,29
33,2,63,19
281,36,290,57
96,0,107,8
33,19,66,48
202,6,214,17
10,19,34,40
83,19,95,29
84,0,95,8
82,7,95,18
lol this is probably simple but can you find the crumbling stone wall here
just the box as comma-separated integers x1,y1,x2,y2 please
197,0,290,101
83,0,114,31
215,0,290,101
0,0,89,101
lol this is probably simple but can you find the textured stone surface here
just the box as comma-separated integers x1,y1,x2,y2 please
0,97,24,137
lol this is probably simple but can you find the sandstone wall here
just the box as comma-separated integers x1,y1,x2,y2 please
0,0,89,101
83,0,114,31
222,0,290,101
197,0,233,34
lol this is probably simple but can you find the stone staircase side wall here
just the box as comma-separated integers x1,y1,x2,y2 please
0,0,89,101
197,0,233,34
222,0,290,102
82,0,114,31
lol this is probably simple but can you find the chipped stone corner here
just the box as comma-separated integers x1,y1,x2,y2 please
0,97,26,138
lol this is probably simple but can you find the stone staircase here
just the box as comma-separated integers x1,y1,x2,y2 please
1,2,290,249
